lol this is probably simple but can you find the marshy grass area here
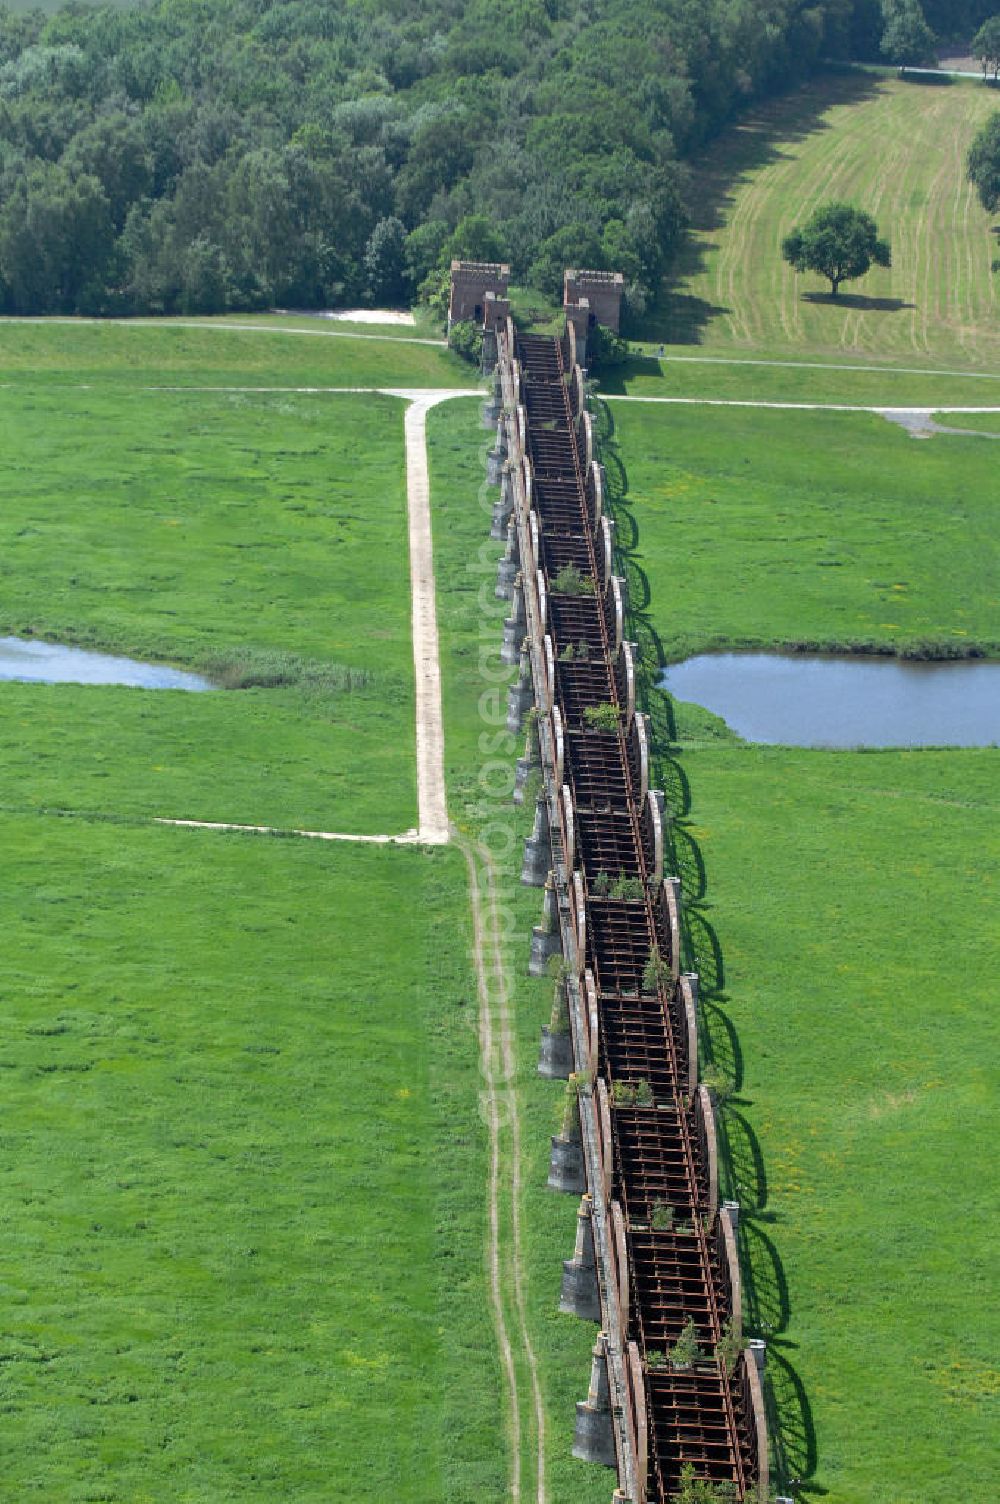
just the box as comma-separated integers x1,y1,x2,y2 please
0,816,504,1501
0,385,418,832
669,744,998,1502
609,400,1000,664
600,379,999,1496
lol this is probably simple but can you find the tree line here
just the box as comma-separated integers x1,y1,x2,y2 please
0,0,895,321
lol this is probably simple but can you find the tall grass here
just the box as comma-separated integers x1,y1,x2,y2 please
205,647,373,692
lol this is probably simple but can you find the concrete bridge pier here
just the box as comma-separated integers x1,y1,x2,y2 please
573,1335,618,1467
495,518,519,599
529,877,561,975
538,1019,573,1075
490,468,513,540
547,1130,586,1192
512,722,537,806
481,378,502,428
538,972,572,1074
505,649,534,735
521,798,551,887
561,1197,602,1320
486,419,507,486
501,577,527,664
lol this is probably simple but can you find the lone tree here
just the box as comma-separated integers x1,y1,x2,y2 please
967,110,1000,221
972,17,1000,82
781,202,891,298
880,0,937,69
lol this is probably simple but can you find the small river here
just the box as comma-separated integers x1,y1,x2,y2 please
660,652,1000,748
0,636,212,692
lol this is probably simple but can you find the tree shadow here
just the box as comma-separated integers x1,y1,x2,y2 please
898,68,953,86
593,402,819,1494
642,70,885,345
801,291,914,312
594,353,665,396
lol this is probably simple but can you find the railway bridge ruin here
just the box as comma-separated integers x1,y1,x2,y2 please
459,261,773,1502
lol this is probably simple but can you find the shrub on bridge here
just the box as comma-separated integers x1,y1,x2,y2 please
583,702,620,732
447,318,483,365
587,323,630,371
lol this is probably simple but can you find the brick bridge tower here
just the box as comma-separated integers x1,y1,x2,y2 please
448,260,511,370
563,269,624,365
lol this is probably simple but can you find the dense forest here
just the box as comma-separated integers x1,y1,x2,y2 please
0,0,990,318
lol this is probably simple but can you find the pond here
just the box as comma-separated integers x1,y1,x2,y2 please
0,636,212,692
659,652,1000,748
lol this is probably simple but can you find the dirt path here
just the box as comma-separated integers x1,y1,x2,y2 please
608,394,1000,436
457,830,548,1504
396,392,480,844
609,395,1000,413
155,817,424,844
877,410,1000,440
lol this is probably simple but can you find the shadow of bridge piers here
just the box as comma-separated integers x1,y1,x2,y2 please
591,394,822,1498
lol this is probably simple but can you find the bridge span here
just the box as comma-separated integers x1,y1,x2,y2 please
482,302,771,1502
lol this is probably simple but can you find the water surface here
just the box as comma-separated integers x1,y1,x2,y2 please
0,636,212,692
660,652,1000,748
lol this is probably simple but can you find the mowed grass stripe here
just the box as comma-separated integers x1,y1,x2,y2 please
0,819,504,1501
667,75,998,367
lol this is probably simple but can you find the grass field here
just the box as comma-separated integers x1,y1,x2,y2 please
0,320,468,389
669,744,998,1503
606,399,1000,662
933,408,1000,433
0,816,504,1501
605,354,1000,406
0,386,418,832
648,72,999,369
0,335,517,1501
600,376,1000,1498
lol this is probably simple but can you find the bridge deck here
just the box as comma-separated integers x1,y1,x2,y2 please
505,327,760,1501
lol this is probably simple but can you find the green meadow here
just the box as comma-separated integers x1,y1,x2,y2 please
933,409,1000,434
0,385,417,832
0,320,467,389
0,816,503,1501
606,354,1000,407
0,337,515,1501
607,399,1000,662
599,377,1000,1498
669,744,998,1503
